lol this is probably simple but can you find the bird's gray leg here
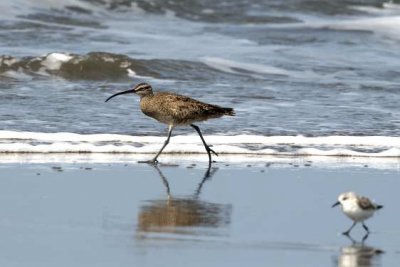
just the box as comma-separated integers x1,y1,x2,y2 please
191,124,218,164
362,222,370,233
140,125,173,164
342,222,357,236
152,125,174,163
361,233,369,244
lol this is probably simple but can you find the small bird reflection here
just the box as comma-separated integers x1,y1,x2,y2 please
335,234,384,267
137,163,232,236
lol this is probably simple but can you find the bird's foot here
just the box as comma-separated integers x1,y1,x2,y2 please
138,159,158,165
206,145,218,157
342,231,351,236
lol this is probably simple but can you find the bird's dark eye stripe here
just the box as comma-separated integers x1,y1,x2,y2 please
136,85,150,91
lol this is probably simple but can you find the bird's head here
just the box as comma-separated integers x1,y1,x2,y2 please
105,83,153,102
332,192,357,208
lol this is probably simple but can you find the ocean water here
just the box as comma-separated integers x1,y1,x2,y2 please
1,0,400,157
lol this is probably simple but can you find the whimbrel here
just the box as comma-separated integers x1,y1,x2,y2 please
105,83,234,164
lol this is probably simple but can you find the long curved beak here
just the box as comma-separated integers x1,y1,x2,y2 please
332,201,340,208
105,88,136,102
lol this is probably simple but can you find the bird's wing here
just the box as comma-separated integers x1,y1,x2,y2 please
157,93,220,119
358,197,377,210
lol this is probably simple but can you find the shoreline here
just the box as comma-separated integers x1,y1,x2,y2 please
0,153,398,170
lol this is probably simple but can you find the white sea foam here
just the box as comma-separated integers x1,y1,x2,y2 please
350,3,400,16
41,53,73,71
201,57,323,81
2,0,97,19
332,16,400,38
1,70,33,80
201,57,293,77
297,10,400,40
0,131,399,158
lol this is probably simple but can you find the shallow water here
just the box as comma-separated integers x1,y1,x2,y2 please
0,162,398,266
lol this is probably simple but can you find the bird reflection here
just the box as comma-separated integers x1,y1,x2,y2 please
335,234,384,267
137,163,232,236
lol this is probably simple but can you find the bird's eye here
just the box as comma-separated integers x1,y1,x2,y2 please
136,86,149,92
342,197,348,201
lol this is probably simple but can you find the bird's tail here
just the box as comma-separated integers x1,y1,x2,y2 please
223,107,235,116
376,205,383,210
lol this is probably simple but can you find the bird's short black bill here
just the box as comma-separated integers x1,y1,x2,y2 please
105,88,136,102
332,201,340,208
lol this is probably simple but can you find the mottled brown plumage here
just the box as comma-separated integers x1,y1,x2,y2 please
140,92,234,125
105,83,234,164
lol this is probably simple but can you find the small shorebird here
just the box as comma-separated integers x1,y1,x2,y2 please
105,83,234,164
332,192,383,235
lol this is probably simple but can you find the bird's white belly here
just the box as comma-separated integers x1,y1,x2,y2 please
343,206,374,222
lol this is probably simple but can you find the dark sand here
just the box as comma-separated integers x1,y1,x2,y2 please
0,155,399,266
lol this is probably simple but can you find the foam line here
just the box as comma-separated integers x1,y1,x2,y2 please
0,131,399,157
1,131,399,147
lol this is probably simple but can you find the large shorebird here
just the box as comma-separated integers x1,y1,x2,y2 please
332,192,383,235
105,83,234,164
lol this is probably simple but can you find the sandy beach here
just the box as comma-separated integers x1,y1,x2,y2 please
0,155,398,267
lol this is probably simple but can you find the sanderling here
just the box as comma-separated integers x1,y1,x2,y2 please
332,192,383,235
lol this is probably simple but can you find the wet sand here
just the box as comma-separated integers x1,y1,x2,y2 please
0,156,399,266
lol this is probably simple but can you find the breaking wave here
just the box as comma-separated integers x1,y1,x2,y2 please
0,52,223,80
0,131,399,157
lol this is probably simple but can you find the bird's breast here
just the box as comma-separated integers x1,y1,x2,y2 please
342,205,374,222
140,97,174,125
